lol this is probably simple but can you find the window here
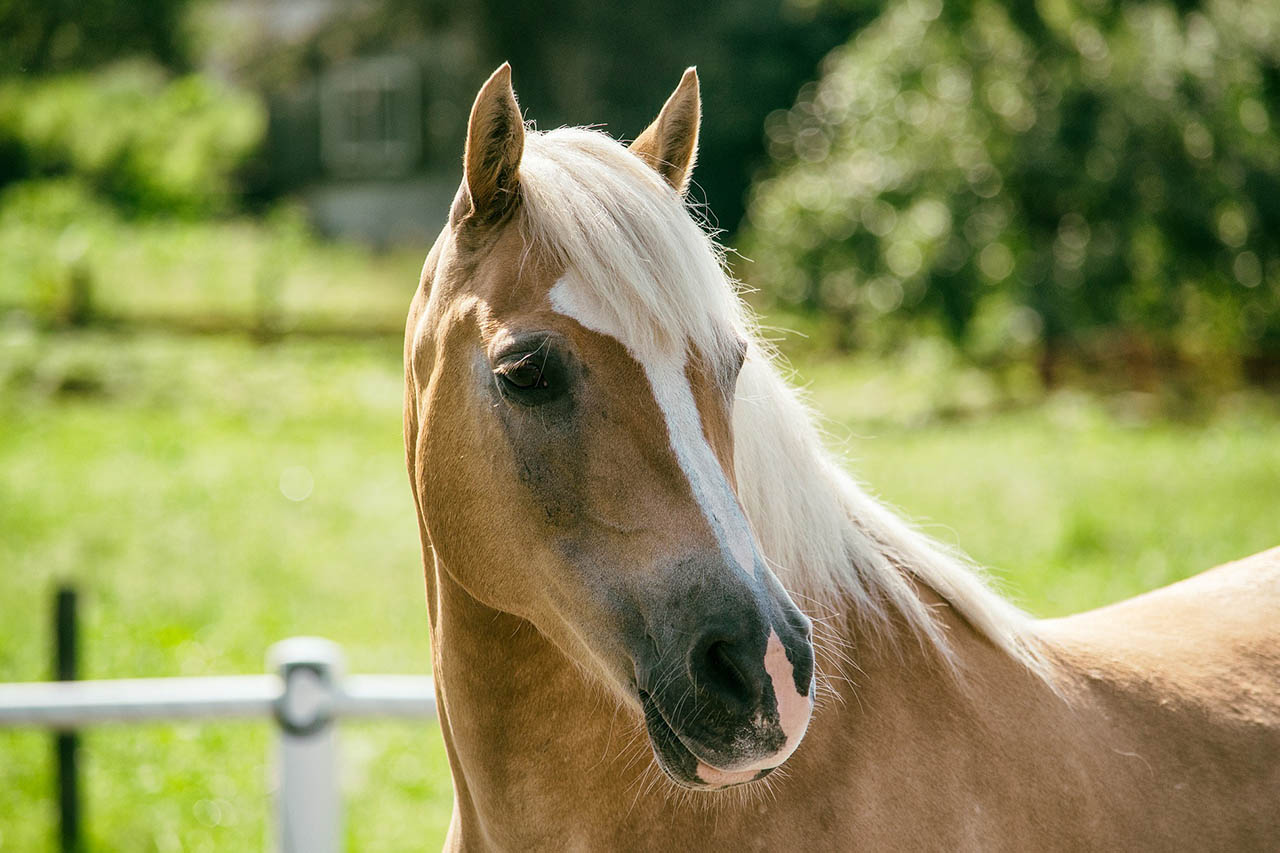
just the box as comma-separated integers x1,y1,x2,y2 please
319,56,421,177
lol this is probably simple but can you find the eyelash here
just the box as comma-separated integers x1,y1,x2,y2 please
497,357,547,391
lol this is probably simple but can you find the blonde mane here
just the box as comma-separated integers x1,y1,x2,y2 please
517,126,1047,678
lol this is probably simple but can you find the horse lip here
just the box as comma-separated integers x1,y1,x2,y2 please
638,688,762,779
639,689,709,760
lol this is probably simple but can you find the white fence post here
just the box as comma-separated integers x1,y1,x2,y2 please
269,637,343,853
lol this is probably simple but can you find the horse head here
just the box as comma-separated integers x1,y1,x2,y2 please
405,64,815,789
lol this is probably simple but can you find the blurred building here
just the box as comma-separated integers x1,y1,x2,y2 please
200,0,862,246
206,0,481,245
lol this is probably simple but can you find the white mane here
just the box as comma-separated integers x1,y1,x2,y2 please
517,127,1047,677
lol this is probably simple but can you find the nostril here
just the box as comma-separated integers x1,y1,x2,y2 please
696,638,761,712
780,604,812,642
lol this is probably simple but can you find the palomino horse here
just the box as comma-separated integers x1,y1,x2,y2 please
403,64,1280,851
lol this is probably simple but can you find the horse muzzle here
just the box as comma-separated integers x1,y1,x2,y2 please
638,623,815,790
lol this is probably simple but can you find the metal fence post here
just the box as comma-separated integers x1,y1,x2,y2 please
269,637,343,853
54,586,83,853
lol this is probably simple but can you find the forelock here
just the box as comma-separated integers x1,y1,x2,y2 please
517,127,744,364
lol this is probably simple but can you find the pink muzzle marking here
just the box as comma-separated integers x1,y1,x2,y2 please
695,629,813,787
762,627,813,762
694,760,760,788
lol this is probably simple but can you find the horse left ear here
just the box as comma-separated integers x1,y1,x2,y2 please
630,67,701,195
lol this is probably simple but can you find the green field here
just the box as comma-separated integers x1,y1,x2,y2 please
2,323,1278,851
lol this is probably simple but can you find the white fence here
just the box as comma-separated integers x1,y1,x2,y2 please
0,636,437,853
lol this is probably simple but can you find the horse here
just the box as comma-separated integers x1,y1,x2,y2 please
402,63,1280,851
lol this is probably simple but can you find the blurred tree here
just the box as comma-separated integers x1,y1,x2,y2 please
744,0,1280,379
0,62,264,215
469,0,876,231
0,0,191,75
207,0,876,233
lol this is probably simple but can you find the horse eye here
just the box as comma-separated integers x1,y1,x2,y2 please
497,359,547,392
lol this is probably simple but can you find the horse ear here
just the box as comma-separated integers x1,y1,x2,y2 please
630,67,701,195
459,63,525,224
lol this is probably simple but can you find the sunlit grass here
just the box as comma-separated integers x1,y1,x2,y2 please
0,187,422,331
790,346,1280,615
829,389,1280,616
1,325,1277,850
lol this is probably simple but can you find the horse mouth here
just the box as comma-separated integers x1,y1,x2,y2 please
638,689,775,790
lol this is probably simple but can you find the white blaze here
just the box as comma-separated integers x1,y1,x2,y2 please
550,274,814,788
549,275,757,578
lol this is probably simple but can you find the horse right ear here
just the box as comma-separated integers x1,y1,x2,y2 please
456,63,525,225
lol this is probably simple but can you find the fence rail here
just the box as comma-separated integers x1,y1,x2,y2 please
0,673,436,728
0,636,437,853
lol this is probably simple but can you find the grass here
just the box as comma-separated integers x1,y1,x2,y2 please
0,182,421,333
795,346,1280,615
1,320,1277,851
0,327,446,851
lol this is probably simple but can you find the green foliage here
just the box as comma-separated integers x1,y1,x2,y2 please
744,0,1280,368
0,62,265,215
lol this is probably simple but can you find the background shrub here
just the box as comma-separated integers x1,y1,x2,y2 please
743,0,1280,378
0,62,264,216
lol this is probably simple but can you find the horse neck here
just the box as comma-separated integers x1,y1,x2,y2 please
424,554,660,848
809,580,1066,765
425,548,1088,848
